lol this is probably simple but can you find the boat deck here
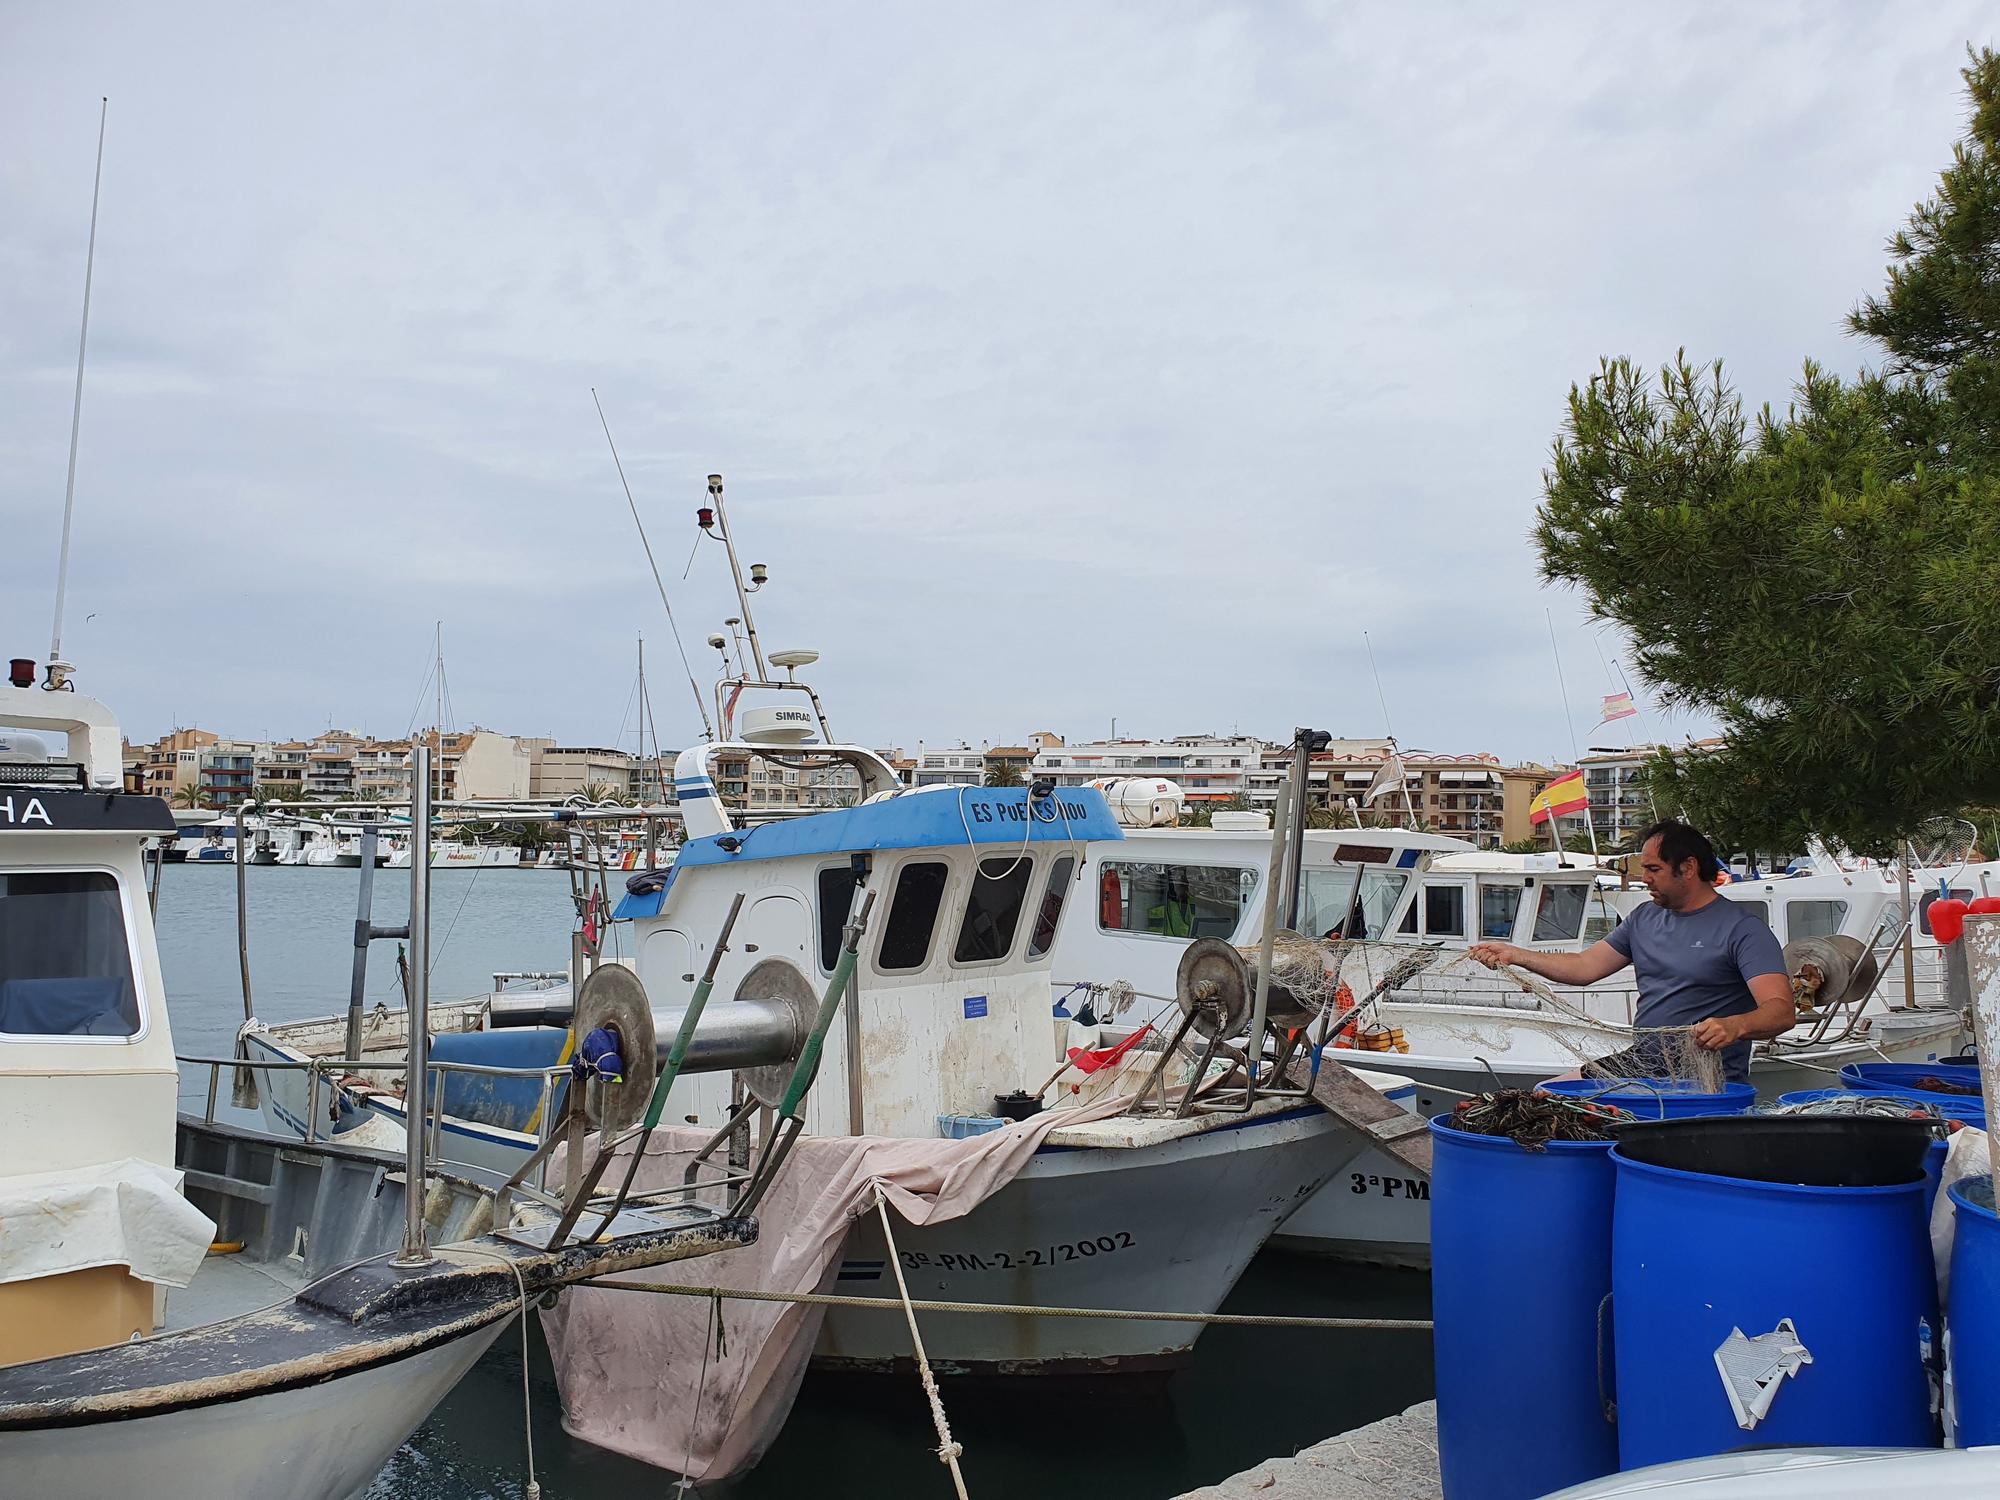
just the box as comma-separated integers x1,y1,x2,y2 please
163,1249,311,1334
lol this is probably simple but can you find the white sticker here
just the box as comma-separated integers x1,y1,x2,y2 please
1714,1318,1813,1430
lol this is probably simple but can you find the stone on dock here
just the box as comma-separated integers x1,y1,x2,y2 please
1175,1401,1440,1500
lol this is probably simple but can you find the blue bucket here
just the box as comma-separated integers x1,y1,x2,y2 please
1538,1077,1756,1120
1429,1116,1617,1500
1839,1061,1983,1098
1948,1175,2000,1447
1611,1129,1936,1468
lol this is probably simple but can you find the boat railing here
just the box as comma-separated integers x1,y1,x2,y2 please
178,1050,576,1189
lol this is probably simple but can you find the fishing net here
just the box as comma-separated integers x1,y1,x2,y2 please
1225,934,1729,1094
1443,1088,1629,1148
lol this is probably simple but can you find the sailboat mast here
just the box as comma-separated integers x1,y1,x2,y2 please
47,98,109,688
434,622,445,806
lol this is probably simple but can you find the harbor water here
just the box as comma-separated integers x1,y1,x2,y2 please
156,865,1434,1498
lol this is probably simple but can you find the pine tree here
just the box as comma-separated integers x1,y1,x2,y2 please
1536,49,2000,856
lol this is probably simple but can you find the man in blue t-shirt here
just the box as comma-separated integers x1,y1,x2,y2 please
1467,820,1793,1083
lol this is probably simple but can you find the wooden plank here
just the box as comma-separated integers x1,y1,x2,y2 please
1284,1054,1433,1175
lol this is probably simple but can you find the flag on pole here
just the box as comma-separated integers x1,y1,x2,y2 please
1597,691,1638,725
1363,753,1406,804
1529,770,1589,826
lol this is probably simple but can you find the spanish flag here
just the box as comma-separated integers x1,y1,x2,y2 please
1529,770,1589,826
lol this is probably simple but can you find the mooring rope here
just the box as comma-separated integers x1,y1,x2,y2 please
570,1278,1434,1331
875,1194,971,1500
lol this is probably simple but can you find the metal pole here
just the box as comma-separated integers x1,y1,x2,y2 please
397,746,434,1266
235,799,257,1022
1247,780,1292,1090
47,98,108,684
345,822,379,1062
708,475,769,682
1283,730,1311,930
1898,841,1918,1010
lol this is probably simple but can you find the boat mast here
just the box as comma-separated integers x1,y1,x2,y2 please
707,474,769,683
46,98,108,691
433,622,445,806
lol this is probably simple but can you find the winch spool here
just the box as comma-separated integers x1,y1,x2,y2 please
733,958,815,1107
1784,934,1878,1012
1174,935,1324,1040
570,963,659,1130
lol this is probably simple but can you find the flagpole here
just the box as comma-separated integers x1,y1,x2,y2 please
1546,610,1602,860
1363,632,1419,831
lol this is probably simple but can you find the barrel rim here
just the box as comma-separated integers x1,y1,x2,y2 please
1427,1112,1617,1154
1610,1142,1929,1197
1947,1173,1998,1224
1538,1077,1758,1104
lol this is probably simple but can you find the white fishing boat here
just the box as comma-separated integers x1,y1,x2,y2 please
385,837,523,868
0,686,756,1499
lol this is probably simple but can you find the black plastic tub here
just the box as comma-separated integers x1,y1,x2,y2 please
1609,1114,1934,1187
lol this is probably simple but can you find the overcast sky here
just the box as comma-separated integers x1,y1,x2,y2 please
2,4,1989,766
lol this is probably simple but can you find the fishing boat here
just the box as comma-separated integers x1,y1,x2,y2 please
0,685,763,1498
239,481,1409,1385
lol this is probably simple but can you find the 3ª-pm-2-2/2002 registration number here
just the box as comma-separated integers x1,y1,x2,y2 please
897,1232,1136,1272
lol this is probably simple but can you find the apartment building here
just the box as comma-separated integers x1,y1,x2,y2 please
142,728,218,801
913,746,987,788
526,743,638,802
412,728,532,802
1032,735,1264,803
196,740,266,806
255,742,312,798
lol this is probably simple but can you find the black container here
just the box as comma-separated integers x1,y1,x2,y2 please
993,1090,1043,1121
1610,1114,1932,1187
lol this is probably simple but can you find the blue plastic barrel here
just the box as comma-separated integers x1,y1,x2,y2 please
1538,1077,1756,1120
1611,1143,1936,1467
1948,1175,2000,1447
1430,1116,1617,1500
1839,1061,1982,1097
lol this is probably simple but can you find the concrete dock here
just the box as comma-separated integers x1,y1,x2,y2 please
1176,1401,1441,1500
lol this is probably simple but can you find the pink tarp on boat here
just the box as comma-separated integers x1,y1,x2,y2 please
541,1095,1131,1480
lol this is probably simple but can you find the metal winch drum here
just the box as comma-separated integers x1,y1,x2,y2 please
1174,935,1324,1040
569,957,815,1127
1783,934,1878,1011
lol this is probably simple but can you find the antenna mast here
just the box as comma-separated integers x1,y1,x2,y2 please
47,97,109,690
706,475,769,683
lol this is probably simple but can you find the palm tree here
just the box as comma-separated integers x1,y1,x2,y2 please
172,784,208,809
983,762,1025,788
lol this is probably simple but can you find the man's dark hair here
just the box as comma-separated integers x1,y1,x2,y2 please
1638,818,1721,881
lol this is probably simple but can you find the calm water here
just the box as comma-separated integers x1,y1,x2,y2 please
156,865,1435,1500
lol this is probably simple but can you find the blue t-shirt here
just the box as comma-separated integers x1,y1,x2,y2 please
1605,898,1788,1083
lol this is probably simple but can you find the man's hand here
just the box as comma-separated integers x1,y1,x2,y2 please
1468,942,1526,970
1691,1015,1743,1051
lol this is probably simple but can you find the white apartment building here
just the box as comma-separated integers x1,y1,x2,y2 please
912,746,987,788
1031,735,1265,803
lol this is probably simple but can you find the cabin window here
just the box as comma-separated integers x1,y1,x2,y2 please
816,864,865,972
955,857,1036,964
1027,855,1076,959
1098,861,1256,939
878,861,950,972
1732,899,1771,928
1423,884,1467,939
1357,870,1409,939
1531,883,1588,943
1787,899,1849,940
0,871,141,1038
1478,883,1522,940
1300,869,1360,939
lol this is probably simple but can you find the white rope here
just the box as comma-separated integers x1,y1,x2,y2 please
875,1192,971,1500
445,1245,540,1500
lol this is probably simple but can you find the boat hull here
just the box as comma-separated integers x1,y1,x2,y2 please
0,1323,506,1500
813,1106,1358,1374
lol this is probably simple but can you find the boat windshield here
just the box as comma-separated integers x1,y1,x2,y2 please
0,870,142,1037
1299,867,1410,940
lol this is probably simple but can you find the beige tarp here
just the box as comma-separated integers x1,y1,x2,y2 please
541,1094,1131,1481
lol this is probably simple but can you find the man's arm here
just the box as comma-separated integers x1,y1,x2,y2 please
1467,938,1629,988
1691,972,1795,1051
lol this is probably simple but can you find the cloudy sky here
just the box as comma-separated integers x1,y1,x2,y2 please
2,4,1989,765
